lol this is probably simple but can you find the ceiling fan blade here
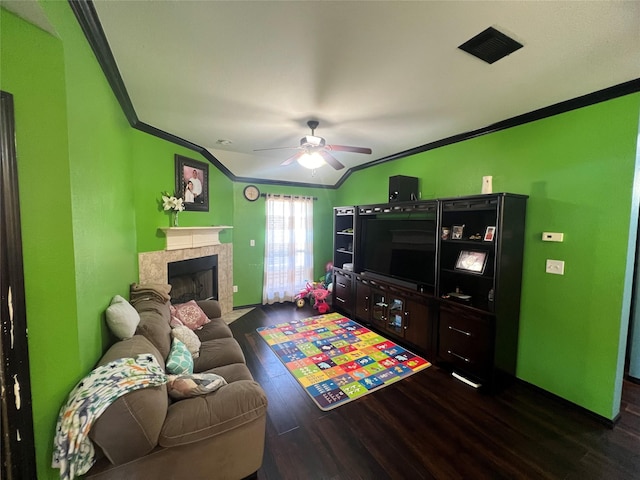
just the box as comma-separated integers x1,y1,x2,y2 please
319,150,345,170
253,146,299,152
326,144,372,154
281,151,305,166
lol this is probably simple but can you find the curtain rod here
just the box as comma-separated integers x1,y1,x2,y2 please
260,193,318,200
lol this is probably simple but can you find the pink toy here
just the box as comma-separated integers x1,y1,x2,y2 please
311,288,330,314
295,282,330,313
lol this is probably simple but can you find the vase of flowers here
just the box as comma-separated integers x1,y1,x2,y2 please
161,193,185,227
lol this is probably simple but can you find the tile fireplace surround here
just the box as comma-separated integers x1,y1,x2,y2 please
138,243,233,315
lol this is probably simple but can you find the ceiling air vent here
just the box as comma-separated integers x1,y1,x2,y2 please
458,26,523,64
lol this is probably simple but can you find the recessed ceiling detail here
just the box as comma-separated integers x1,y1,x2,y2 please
458,26,523,64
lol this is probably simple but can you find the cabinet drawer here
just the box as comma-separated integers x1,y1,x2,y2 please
334,272,353,310
438,304,493,377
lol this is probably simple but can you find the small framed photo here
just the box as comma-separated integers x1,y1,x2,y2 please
452,225,464,240
175,154,209,212
441,227,451,240
484,226,496,242
455,250,488,274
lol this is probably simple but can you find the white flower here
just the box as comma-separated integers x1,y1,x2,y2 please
161,193,184,212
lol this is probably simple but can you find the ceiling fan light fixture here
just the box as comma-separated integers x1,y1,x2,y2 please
297,152,325,169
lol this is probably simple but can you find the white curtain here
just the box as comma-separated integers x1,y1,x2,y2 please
263,194,314,304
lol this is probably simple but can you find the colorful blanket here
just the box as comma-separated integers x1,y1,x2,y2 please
52,354,166,480
257,313,431,410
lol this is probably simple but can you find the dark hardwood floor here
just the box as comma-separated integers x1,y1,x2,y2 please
231,304,640,480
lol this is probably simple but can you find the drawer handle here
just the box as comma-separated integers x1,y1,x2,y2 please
336,297,345,303
448,326,471,337
337,282,347,288
447,350,471,363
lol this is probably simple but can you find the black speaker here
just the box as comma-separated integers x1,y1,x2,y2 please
389,175,419,202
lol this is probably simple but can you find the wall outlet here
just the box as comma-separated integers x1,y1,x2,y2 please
546,259,565,275
233,285,238,293
250,239,255,247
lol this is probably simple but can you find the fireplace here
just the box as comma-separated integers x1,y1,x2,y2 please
138,243,233,316
168,255,217,304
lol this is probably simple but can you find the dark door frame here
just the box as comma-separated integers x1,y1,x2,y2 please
1,90,36,478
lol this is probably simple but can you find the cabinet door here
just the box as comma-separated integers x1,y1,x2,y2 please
386,296,405,337
371,290,387,328
404,298,431,353
355,280,371,322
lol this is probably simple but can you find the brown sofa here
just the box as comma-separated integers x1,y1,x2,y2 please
84,297,268,480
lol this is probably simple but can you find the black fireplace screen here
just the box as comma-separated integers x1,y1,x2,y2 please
167,255,218,304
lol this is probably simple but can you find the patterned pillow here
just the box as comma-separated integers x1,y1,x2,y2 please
170,300,210,330
165,338,193,375
167,373,227,400
171,326,201,359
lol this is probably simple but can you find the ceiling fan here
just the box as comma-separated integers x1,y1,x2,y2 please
254,120,372,170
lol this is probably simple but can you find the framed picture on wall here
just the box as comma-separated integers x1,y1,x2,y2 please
175,154,209,211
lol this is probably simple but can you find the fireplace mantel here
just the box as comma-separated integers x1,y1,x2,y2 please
159,226,233,251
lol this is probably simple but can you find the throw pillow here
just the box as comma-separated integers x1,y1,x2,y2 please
171,326,201,359
169,315,184,328
167,373,227,400
171,300,210,330
105,295,140,339
165,338,193,375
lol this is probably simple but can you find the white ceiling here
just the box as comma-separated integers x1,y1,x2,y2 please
8,1,640,187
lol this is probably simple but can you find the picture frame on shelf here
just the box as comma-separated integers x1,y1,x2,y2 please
484,226,496,242
441,227,451,240
452,225,464,240
455,250,488,274
175,154,209,211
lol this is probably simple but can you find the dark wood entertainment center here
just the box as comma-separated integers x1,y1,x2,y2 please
332,193,528,390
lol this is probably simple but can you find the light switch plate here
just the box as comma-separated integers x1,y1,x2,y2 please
546,259,565,275
542,232,564,242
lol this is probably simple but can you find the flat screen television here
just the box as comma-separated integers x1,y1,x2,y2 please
358,215,436,289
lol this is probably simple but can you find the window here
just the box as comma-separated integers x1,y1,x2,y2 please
263,195,314,304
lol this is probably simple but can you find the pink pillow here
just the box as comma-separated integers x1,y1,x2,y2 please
170,300,210,330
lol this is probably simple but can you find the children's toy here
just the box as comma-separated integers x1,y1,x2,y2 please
294,282,330,314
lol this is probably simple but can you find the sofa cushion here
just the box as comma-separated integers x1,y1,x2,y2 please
167,373,227,400
159,380,268,447
170,300,210,330
204,363,255,383
135,303,172,360
192,338,246,372
195,299,222,319
105,295,140,339
89,336,168,465
166,338,194,375
194,317,233,342
171,325,201,358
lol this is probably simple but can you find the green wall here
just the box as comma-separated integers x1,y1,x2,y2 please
130,131,234,254
232,183,337,306
337,94,640,419
1,8,81,479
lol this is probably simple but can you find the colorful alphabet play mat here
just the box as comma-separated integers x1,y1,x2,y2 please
257,312,431,411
